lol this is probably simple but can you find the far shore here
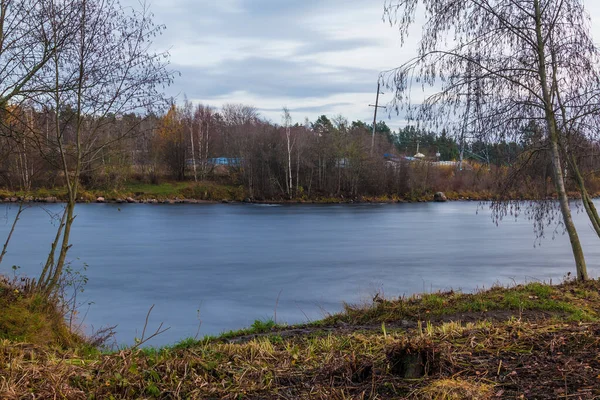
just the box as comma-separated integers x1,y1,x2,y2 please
0,193,492,205
1,181,591,207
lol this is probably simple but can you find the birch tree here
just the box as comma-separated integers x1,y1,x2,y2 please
282,107,293,199
382,0,600,280
194,104,214,179
183,98,197,182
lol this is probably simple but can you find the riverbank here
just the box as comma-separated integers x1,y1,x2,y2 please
2,278,600,398
0,181,519,205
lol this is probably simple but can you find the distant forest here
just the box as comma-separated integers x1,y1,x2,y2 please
2,102,599,201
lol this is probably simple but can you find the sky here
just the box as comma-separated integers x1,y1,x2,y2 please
125,0,600,130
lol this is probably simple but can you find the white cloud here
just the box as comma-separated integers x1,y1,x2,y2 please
125,0,600,132
170,38,305,68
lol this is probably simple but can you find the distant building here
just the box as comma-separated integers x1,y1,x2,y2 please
383,153,401,163
382,152,472,169
208,157,241,167
186,157,242,168
335,158,349,168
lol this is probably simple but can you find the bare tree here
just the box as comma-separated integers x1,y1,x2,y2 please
223,104,259,197
382,0,600,280
158,104,186,181
0,0,76,107
194,103,214,179
36,0,173,294
0,0,78,271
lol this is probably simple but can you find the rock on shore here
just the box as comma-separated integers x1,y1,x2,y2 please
434,192,448,202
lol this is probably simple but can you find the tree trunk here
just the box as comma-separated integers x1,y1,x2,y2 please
534,0,587,280
550,47,600,240
44,199,76,295
296,145,300,196
198,123,204,179
204,121,210,178
0,202,24,266
569,153,600,237
287,129,293,199
189,121,197,182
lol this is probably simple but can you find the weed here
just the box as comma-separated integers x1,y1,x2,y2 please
421,293,446,309
251,318,276,332
145,383,161,397
171,337,198,350
219,318,282,340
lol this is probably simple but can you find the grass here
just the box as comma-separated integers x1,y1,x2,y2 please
324,280,599,327
0,179,505,204
0,181,248,202
219,318,281,339
3,279,600,398
121,181,191,198
118,181,247,201
416,379,495,400
133,319,284,357
3,318,600,398
0,278,84,348
100,181,244,202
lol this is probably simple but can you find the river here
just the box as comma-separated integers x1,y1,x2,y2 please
0,201,598,346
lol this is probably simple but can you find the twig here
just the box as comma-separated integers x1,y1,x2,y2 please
140,304,154,342
274,289,282,324
131,304,170,349
0,202,26,266
296,302,311,323
88,325,117,348
194,305,203,340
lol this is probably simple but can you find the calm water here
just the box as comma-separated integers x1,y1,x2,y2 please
0,202,599,346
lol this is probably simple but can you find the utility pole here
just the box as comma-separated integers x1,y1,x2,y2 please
369,82,385,154
459,54,476,172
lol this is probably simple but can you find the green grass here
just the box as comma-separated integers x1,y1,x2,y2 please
99,180,247,201
0,281,83,348
132,319,282,357
0,180,503,204
324,280,600,326
121,182,190,198
0,181,248,202
219,318,282,340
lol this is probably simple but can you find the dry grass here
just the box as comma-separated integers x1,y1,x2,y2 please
2,319,600,399
2,280,600,398
416,379,494,400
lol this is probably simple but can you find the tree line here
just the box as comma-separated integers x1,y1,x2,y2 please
4,98,580,203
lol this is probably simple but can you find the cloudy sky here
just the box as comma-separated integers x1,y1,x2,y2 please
127,0,600,129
